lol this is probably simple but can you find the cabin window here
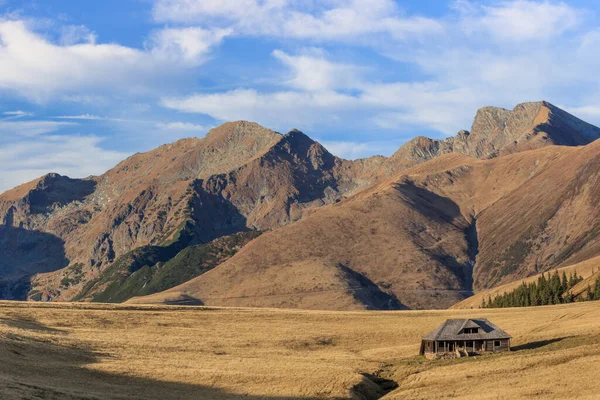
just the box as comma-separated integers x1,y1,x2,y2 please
495,340,501,347
463,328,479,334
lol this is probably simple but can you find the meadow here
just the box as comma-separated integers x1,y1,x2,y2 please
2,300,600,399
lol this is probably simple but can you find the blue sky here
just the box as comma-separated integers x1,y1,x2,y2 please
2,0,600,192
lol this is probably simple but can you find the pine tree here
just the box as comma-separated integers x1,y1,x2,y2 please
529,283,539,306
561,271,569,292
593,276,600,301
553,292,561,305
569,271,578,288
586,285,593,301
551,271,561,296
564,292,574,303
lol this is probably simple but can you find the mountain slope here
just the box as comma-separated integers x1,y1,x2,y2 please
130,155,479,309
71,231,262,303
130,139,600,309
0,122,360,300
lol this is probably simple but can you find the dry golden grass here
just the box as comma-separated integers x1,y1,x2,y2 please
2,300,600,399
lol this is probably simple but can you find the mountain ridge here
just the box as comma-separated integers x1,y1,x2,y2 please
2,100,600,309
130,140,600,309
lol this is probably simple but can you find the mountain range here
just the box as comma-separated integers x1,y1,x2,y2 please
2,100,600,310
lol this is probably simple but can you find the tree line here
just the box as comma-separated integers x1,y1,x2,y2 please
482,270,600,308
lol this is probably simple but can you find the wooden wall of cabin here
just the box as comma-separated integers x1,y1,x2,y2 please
421,340,434,354
485,339,510,352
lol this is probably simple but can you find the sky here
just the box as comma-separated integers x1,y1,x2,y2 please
2,0,600,193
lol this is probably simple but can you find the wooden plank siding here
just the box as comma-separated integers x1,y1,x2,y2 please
494,338,511,352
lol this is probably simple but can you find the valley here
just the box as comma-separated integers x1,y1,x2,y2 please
2,300,600,399
4,2,600,399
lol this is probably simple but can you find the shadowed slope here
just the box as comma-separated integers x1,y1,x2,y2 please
0,225,69,300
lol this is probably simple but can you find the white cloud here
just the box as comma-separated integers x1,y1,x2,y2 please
161,80,486,135
318,139,397,159
152,0,444,42
155,122,212,131
459,0,581,42
159,0,600,136
162,88,361,128
59,24,97,46
60,94,110,105
0,19,145,100
565,105,600,122
153,0,286,23
0,120,76,137
148,27,231,65
272,49,362,91
53,114,105,120
0,134,128,193
3,110,33,118
282,0,444,41
0,19,226,101
160,46,487,134
361,82,484,134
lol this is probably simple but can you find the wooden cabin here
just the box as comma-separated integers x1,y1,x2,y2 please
420,318,511,358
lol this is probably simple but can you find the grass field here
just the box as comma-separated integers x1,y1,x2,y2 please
2,300,600,399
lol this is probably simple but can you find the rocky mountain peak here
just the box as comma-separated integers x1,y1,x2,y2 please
204,121,281,146
470,105,512,132
379,101,600,177
282,128,318,149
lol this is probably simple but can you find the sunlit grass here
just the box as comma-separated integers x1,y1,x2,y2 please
1,300,600,399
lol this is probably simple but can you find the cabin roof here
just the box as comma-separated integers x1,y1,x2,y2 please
459,319,481,331
422,319,512,341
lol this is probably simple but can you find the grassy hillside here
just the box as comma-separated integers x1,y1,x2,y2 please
2,300,600,399
74,231,261,303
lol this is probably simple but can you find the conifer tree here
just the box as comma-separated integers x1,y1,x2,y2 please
569,271,578,288
564,292,574,303
586,285,593,301
485,270,589,308
553,292,560,305
593,276,600,301
561,271,568,292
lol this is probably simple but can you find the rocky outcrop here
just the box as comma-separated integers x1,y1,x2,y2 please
381,101,600,176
